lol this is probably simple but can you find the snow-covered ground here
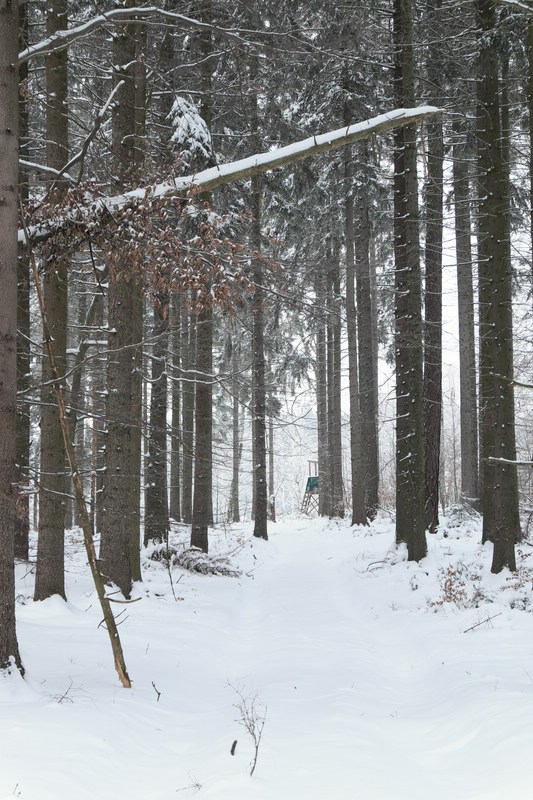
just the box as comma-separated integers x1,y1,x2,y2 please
3,511,533,800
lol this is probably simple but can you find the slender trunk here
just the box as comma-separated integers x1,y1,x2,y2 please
145,298,170,545
169,297,181,521
344,140,366,526
393,0,426,560
35,0,69,601
229,335,241,523
181,308,195,523
0,0,24,673
252,176,268,540
15,0,30,560
99,2,138,597
355,143,379,520
191,309,212,552
452,123,479,507
315,268,330,516
423,4,444,533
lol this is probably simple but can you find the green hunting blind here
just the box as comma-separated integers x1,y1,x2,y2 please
301,460,319,514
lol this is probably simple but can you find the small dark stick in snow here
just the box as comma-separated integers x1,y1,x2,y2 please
230,740,237,756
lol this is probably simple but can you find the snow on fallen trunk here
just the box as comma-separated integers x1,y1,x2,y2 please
19,106,439,245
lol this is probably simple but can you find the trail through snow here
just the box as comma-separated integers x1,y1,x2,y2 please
2,514,533,799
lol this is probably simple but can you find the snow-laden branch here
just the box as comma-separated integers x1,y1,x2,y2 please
496,0,533,13
19,106,440,246
18,6,249,65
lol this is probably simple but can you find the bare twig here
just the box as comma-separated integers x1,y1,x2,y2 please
464,613,502,633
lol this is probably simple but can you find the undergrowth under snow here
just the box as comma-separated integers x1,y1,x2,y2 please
3,511,533,799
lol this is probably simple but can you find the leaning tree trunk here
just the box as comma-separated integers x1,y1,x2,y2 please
393,0,426,560
0,0,24,674
34,0,69,601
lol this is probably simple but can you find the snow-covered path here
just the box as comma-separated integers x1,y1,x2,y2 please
2,517,533,799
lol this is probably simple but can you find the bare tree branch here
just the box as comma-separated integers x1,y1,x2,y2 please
18,6,252,65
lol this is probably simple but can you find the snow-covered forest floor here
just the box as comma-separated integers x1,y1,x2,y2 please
3,511,533,800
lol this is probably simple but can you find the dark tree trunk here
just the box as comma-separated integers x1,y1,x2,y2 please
181,308,195,524
344,139,366,526
423,0,444,533
34,0,69,601
99,2,139,597
476,0,519,572
251,175,268,540
355,143,379,520
15,0,30,561
144,298,170,545
169,296,182,521
327,246,345,518
393,0,426,560
452,123,479,507
229,332,241,523
0,0,24,674
315,268,331,516
191,309,212,552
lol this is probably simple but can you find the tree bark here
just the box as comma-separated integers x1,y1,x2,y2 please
476,0,519,572
34,0,69,601
423,0,444,533
15,0,30,561
452,123,479,507
344,142,367,526
144,297,170,545
99,2,139,597
0,0,24,674
393,0,427,560
355,143,379,520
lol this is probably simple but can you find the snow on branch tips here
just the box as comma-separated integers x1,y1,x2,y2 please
168,97,213,171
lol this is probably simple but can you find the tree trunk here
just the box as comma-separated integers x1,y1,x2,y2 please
144,297,170,545
452,123,479,507
181,307,195,524
423,1,444,533
315,268,331,516
393,0,426,560
0,0,24,674
15,0,30,561
476,0,519,572
355,143,379,520
344,141,366,526
190,1,215,551
229,332,241,523
34,0,69,601
169,296,181,521
251,174,268,540
191,309,212,552
99,2,138,597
